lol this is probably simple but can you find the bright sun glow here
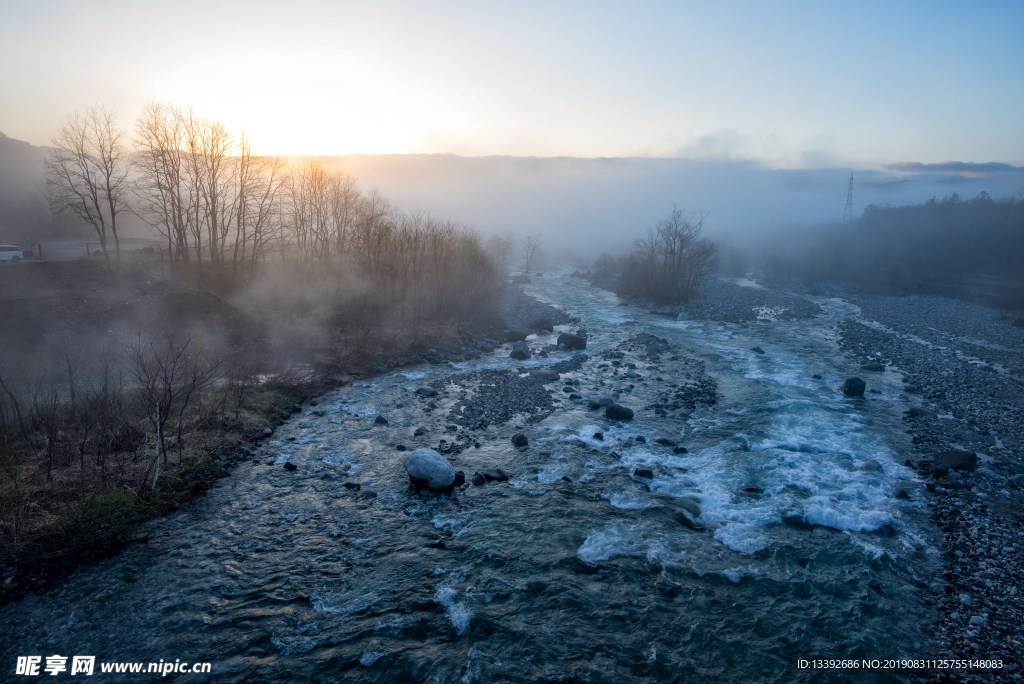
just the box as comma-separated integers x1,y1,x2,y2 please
152,49,470,155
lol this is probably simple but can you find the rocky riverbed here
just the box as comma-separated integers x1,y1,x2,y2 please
836,293,1024,682
1,273,1018,683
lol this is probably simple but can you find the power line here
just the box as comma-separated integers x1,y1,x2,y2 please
842,171,854,224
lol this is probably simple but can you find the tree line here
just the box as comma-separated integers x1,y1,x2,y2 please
45,103,503,331
756,192,1024,299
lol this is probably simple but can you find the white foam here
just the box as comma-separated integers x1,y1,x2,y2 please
434,586,472,635
714,523,771,554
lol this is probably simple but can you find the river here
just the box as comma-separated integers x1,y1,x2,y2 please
0,274,941,683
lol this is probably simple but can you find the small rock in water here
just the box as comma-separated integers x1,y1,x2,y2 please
471,472,487,486
861,362,886,372
860,459,883,472
374,415,389,425
415,387,438,397
633,468,655,479
896,489,910,499
605,404,634,420
404,449,456,490
283,462,298,471
556,332,587,350
840,377,866,397
751,346,765,354
672,446,688,454
592,432,604,441
635,435,646,443
653,437,676,447
511,433,529,447
343,482,361,491
414,426,428,437
453,471,466,486
395,444,406,451
482,468,510,482
811,374,822,380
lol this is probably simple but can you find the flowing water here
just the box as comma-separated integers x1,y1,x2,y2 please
1,275,941,683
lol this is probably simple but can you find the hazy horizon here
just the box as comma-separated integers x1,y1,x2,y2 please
3,1,1023,166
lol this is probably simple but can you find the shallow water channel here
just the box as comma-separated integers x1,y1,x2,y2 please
1,275,941,683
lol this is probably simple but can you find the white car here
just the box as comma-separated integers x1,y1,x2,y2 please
0,245,24,263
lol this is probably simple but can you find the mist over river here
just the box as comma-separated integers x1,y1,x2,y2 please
0,274,941,683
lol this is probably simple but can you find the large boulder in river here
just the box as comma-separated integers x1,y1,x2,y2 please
605,404,634,420
930,450,978,475
840,377,866,397
505,329,529,342
509,341,532,360
557,332,587,350
404,449,456,490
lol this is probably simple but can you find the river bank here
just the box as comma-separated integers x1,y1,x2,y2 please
0,258,555,607
834,293,1024,681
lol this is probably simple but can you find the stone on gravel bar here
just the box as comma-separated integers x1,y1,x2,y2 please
505,329,529,342
860,362,886,372
404,448,456,490
531,369,560,381
605,404,634,420
509,341,532,360
414,427,428,436
415,387,438,397
840,377,866,397
930,450,978,475
907,406,937,418
511,433,529,447
529,317,554,331
557,332,587,350
374,415,388,425
471,472,487,486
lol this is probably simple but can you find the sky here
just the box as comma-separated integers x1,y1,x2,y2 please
2,0,1023,167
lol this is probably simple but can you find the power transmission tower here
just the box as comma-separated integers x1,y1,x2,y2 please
842,172,854,224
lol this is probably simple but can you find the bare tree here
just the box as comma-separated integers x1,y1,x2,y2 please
46,106,132,270
521,233,543,273
619,205,719,301
126,333,218,490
